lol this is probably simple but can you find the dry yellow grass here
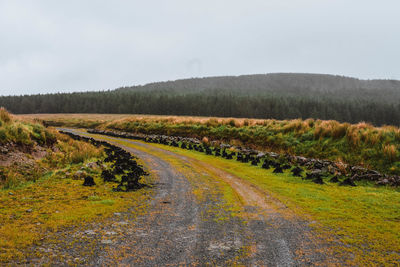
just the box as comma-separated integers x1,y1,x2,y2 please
20,113,400,144
383,144,397,162
19,113,268,126
0,107,11,123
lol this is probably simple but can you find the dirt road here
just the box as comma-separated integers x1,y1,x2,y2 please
35,129,339,266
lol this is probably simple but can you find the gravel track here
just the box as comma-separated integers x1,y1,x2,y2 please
30,129,341,266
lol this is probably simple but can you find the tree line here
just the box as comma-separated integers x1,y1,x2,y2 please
1,91,399,126
1,73,400,126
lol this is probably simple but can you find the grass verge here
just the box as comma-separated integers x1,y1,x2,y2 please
0,162,153,263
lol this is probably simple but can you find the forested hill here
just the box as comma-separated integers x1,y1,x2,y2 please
117,73,400,102
1,73,400,126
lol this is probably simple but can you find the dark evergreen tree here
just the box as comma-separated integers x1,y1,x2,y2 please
1,73,400,126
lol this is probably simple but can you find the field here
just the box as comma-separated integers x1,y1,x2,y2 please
24,113,400,175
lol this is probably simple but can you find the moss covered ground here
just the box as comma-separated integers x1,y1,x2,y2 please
0,158,154,263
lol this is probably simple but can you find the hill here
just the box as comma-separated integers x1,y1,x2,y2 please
118,73,400,102
1,73,400,125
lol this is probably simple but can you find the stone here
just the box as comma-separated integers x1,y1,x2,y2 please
305,169,324,180
85,230,96,235
269,152,279,158
83,176,96,186
73,171,85,180
329,176,340,183
311,169,322,175
291,166,303,177
312,177,325,184
339,178,356,187
282,164,291,170
257,152,266,158
376,178,389,185
273,166,283,173
86,162,98,169
351,166,368,175
105,231,117,235
262,161,270,169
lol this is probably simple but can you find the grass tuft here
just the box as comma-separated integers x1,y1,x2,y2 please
0,107,11,124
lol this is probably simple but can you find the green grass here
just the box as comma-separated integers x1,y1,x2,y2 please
191,155,400,265
0,109,56,146
86,132,400,266
97,199,115,205
0,162,154,263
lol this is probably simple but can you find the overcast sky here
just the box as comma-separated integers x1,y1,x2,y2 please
0,0,399,96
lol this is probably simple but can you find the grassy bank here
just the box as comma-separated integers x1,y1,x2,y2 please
0,109,102,188
0,108,56,147
27,114,400,175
